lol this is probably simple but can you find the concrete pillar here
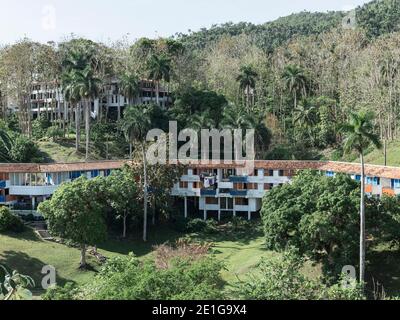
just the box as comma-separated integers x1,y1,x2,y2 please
184,197,188,219
31,197,36,210
203,210,207,221
248,210,251,221
218,198,221,221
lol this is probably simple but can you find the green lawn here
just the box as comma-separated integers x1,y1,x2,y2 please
2,222,398,298
0,222,289,296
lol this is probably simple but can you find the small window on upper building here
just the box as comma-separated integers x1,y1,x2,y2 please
392,179,400,189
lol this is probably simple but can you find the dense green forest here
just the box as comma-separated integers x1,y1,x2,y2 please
1,0,400,162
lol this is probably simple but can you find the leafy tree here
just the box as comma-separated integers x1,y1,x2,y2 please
0,207,25,233
170,88,228,129
9,135,43,163
106,166,140,238
341,111,382,285
357,0,400,38
32,114,51,140
233,248,365,300
119,105,152,241
38,177,108,268
261,171,373,283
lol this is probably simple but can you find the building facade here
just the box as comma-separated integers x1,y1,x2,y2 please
1,160,400,219
6,79,171,121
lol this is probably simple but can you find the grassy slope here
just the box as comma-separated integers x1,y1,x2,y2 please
361,140,400,167
0,224,304,296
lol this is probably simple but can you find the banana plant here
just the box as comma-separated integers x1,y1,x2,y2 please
0,265,35,300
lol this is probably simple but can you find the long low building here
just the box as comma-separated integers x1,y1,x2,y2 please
0,160,400,219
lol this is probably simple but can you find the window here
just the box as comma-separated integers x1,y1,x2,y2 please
366,177,380,186
247,183,257,190
179,181,188,189
264,183,274,190
355,175,361,182
326,171,335,177
264,170,273,177
69,171,83,180
392,179,400,189
235,198,249,206
205,197,218,205
234,183,247,190
220,198,234,210
278,170,285,177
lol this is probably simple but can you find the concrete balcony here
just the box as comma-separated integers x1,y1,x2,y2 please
9,185,58,196
218,181,233,189
247,190,266,198
171,188,198,197
201,189,217,197
229,176,248,183
247,176,264,183
181,175,201,183
230,190,248,197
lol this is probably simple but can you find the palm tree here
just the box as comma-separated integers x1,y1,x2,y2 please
220,104,256,161
282,65,308,110
293,98,318,144
72,67,102,160
120,105,152,242
190,112,216,131
62,70,81,151
119,72,140,120
147,54,171,106
341,111,382,287
236,65,258,109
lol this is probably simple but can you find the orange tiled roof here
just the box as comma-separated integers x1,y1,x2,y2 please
0,160,399,179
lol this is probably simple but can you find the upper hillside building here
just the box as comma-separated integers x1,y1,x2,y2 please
5,78,171,121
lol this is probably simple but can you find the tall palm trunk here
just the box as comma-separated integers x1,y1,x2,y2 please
360,152,366,287
246,85,250,110
156,81,160,106
85,99,90,161
142,143,148,242
75,103,81,152
123,211,127,238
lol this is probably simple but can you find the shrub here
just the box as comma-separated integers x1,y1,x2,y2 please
232,249,365,300
0,207,25,233
42,283,77,301
186,218,208,232
46,126,63,141
9,135,43,163
74,254,225,300
32,115,51,140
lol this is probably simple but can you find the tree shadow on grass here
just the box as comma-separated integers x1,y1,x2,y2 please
98,225,184,257
0,250,74,293
2,228,42,243
367,247,400,297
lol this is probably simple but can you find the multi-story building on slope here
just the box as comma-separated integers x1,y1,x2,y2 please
5,79,171,121
1,160,400,220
